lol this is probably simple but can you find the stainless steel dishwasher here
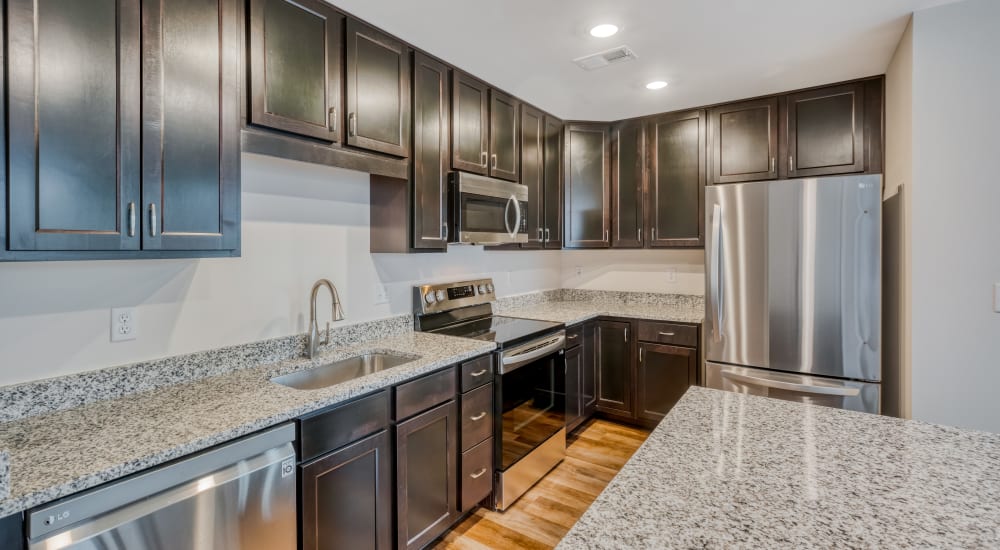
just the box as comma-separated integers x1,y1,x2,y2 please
26,423,297,550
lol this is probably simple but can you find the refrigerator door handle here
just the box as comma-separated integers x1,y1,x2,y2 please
720,371,861,397
709,204,724,341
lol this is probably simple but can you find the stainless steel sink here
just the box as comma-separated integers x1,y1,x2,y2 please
271,352,416,390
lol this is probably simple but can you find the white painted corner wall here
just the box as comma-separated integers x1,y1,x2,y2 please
0,153,703,387
907,0,1000,433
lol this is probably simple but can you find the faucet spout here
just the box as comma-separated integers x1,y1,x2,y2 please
307,279,346,359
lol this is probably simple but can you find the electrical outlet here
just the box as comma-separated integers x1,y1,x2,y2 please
666,268,678,283
111,307,137,342
374,283,389,305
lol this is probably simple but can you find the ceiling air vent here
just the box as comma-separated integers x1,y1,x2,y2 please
573,45,638,71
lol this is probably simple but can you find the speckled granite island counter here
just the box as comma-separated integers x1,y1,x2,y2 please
0,319,494,517
558,386,1000,549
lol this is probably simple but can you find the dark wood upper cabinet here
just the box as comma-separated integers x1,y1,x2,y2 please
636,343,697,424
489,90,520,181
395,401,459,550
646,109,705,248
451,72,489,175
345,18,410,158
783,82,865,178
521,105,545,247
543,116,564,249
249,0,342,143
141,0,240,252
300,431,392,550
564,124,611,248
410,51,450,251
6,0,142,252
595,320,633,420
611,120,644,248
708,97,779,184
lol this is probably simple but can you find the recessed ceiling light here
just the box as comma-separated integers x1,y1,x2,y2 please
589,24,619,38
645,80,668,90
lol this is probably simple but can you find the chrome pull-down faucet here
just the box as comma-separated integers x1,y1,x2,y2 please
307,279,345,359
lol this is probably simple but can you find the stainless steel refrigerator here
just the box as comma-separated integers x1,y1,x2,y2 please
703,175,882,414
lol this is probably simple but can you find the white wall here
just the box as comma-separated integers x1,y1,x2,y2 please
0,154,562,387
909,0,1000,432
885,17,913,418
561,249,705,295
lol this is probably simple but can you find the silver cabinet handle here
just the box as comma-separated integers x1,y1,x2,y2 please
348,112,357,137
788,155,794,172
469,468,488,479
470,369,488,377
770,157,776,173
652,227,656,241
470,412,487,422
658,332,675,337
605,229,609,242
148,203,158,237
442,223,448,241
545,228,551,242
537,228,543,240
639,347,643,362
491,154,497,170
637,227,641,242
624,328,628,343
328,107,337,132
127,202,136,237
481,151,487,167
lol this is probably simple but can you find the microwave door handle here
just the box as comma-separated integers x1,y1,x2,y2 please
710,204,724,342
720,371,861,397
511,195,521,239
504,196,514,235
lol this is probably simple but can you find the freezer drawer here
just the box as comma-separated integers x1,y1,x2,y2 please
705,362,880,414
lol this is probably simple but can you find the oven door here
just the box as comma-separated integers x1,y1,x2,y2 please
450,172,528,244
495,332,567,471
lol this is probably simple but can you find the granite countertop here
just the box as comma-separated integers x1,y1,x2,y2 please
0,331,494,517
500,293,705,325
558,386,1000,549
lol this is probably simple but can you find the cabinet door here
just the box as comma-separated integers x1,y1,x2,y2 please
564,124,611,248
636,343,697,424
7,0,141,251
300,431,392,550
708,97,778,184
611,120,644,248
542,116,564,249
521,105,545,247
396,401,458,550
141,0,240,251
451,72,489,175
565,344,583,432
582,322,598,416
248,0,341,143
411,52,450,250
647,109,705,248
345,18,410,157
489,90,520,181
595,320,633,418
784,82,864,178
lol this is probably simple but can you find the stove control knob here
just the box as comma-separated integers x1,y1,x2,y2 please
478,284,486,294
424,292,436,304
435,289,446,302
486,283,494,293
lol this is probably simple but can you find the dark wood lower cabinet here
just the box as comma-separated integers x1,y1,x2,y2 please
595,320,633,420
300,430,392,550
395,400,459,550
636,343,698,425
565,343,584,431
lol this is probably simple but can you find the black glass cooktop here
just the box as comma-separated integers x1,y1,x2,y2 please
429,315,562,348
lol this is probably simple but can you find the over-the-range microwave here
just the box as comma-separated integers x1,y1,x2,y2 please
448,172,528,245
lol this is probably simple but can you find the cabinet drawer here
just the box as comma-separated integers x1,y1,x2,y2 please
460,355,493,392
565,324,584,349
460,437,493,512
637,321,698,347
460,383,493,451
395,367,457,421
299,390,389,462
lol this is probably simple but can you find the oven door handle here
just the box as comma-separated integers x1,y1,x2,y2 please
500,333,566,374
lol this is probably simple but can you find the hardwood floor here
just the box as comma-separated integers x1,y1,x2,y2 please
432,418,651,550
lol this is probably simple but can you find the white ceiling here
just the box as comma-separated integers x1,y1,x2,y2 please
331,0,957,121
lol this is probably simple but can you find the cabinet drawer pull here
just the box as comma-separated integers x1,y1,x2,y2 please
481,151,488,167
328,107,337,132
470,412,487,422
658,332,676,337
469,468,488,479
349,112,357,137
470,369,488,377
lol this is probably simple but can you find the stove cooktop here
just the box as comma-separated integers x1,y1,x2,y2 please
428,315,562,348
